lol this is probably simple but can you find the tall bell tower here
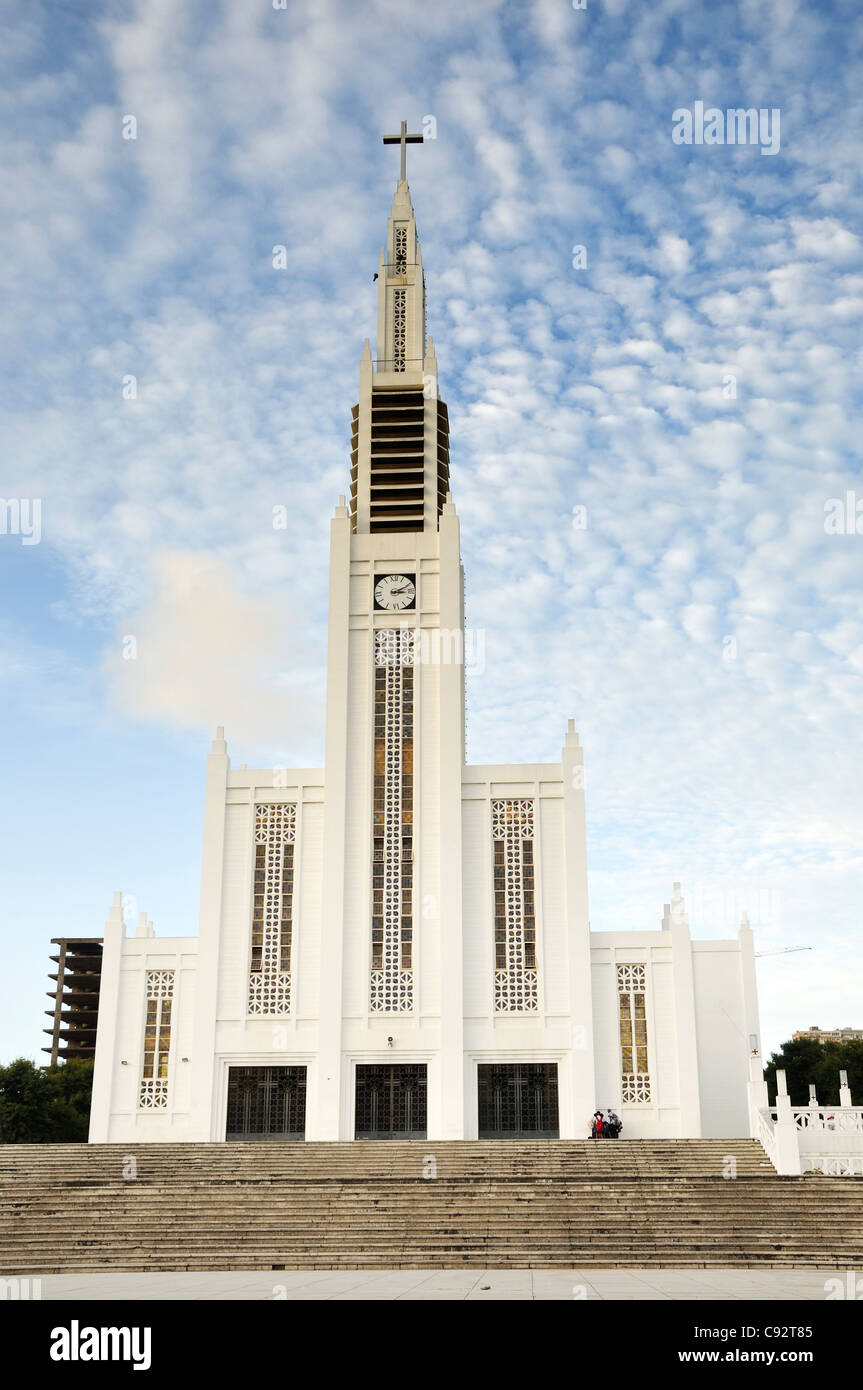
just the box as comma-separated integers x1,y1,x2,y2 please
314,129,466,1140
351,172,451,532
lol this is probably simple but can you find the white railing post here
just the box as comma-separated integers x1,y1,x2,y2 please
774,1069,802,1175
747,1049,769,1124
747,1050,780,1166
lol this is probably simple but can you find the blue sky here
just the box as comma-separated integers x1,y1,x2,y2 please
2,0,862,1066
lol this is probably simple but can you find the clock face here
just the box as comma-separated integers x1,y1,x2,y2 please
374,573,416,611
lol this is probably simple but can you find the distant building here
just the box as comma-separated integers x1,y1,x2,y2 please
792,1025,863,1045
43,939,103,1066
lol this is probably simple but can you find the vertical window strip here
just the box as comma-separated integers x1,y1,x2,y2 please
392,288,406,371
248,803,296,1016
393,224,407,274
617,964,651,1103
139,971,174,1109
370,629,414,1012
492,799,538,1013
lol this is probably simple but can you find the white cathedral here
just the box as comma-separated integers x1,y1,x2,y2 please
89,133,761,1146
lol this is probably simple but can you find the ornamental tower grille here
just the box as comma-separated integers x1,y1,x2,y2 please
248,803,296,1016
139,970,174,1109
370,628,415,1013
393,224,407,273
617,964,651,1102
492,799,538,1013
392,288,406,371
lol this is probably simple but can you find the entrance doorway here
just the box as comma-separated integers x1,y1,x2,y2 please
477,1062,559,1138
225,1066,307,1141
355,1064,427,1139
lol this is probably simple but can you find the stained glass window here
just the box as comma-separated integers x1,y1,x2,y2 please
492,799,538,1012
617,964,651,1103
139,971,174,1109
248,804,296,1015
370,630,414,1011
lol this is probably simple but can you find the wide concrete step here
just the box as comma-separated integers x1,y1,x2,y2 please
3,1139,860,1273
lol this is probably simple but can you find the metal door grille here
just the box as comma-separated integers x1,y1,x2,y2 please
477,1063,559,1138
225,1066,306,1141
355,1064,427,1139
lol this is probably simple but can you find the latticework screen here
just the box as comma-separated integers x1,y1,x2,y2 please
492,798,538,1013
617,964,651,1103
248,803,296,1016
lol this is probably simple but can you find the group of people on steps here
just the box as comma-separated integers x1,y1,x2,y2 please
590,1109,622,1139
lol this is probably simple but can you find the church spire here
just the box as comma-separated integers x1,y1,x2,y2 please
348,127,451,534
374,177,427,373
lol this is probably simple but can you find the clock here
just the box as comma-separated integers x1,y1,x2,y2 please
374,573,416,611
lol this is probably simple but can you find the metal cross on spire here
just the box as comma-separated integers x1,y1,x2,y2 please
382,120,424,182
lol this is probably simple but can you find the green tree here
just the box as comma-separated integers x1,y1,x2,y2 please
45,1059,95,1142
0,1057,94,1143
763,1038,863,1106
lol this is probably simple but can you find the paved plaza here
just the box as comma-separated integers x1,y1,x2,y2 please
26,1268,844,1301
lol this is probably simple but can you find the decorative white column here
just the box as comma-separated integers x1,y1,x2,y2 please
774,1069,802,1175
738,911,761,1055
355,343,373,532
662,883,702,1136
88,891,126,1142
840,1069,853,1109
438,495,465,1137
314,497,352,1139
561,720,595,1139
189,727,229,1139
747,1048,769,1114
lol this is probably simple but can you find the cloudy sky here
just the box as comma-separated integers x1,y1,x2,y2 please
2,0,862,1067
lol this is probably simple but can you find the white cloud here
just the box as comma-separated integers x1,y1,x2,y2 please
656,232,692,274
102,551,323,760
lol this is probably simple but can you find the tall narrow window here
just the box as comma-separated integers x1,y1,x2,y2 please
370,628,414,1012
392,289,406,371
492,799,538,1012
393,224,407,274
139,970,174,1109
617,964,651,1102
248,803,296,1016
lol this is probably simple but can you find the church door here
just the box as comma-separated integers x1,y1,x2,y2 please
225,1066,307,1141
477,1063,559,1138
355,1064,427,1139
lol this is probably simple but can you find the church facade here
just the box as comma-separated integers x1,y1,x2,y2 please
89,158,760,1145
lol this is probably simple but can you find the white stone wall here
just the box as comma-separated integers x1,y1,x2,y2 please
91,757,758,1143
588,928,757,1139
692,942,751,1137
460,766,588,1138
589,936,680,1139
90,938,198,1142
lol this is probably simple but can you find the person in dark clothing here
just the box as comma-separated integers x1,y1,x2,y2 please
606,1108,622,1138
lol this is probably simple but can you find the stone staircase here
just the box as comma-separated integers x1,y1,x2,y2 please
1,1139,861,1272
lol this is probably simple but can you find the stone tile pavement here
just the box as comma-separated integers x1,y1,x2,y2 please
25,1268,845,1301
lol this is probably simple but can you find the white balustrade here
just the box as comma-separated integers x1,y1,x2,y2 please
803,1156,863,1177
792,1108,863,1133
